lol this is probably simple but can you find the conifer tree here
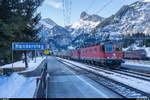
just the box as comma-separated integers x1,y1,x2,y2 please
0,0,44,66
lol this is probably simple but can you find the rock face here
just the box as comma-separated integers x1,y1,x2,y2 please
66,12,105,48
37,18,71,50
68,12,104,37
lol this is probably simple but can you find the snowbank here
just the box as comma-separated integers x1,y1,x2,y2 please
0,57,45,72
142,0,150,2
0,73,38,98
124,60,150,68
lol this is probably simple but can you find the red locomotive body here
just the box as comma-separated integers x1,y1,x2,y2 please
79,43,124,67
80,45,104,60
70,42,124,68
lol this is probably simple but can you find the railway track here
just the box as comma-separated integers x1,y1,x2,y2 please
121,67,150,74
89,65,150,82
119,68,150,78
74,60,150,82
70,60,150,82
58,58,150,98
114,68,150,82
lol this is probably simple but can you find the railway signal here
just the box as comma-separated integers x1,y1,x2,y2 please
44,50,50,55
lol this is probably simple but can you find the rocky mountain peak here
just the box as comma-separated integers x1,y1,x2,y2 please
80,11,89,19
80,11,104,22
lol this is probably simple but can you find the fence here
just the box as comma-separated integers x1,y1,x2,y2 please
33,62,49,98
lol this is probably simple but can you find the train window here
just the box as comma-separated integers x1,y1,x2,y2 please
94,48,97,53
82,50,84,54
86,50,88,54
105,45,113,52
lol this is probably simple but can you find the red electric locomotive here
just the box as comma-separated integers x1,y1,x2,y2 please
71,41,124,68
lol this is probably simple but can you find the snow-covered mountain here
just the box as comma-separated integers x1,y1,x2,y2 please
67,12,105,47
68,12,105,37
94,0,150,38
142,0,150,2
68,0,150,48
37,18,71,50
37,0,150,49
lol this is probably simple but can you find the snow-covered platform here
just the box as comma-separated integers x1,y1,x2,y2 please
46,56,122,98
0,57,45,74
122,60,150,73
0,57,46,98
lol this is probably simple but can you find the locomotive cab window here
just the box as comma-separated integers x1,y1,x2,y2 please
105,45,113,52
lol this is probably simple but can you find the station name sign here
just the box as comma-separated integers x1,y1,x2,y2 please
12,42,48,50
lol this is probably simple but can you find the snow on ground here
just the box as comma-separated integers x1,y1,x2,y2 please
0,56,46,72
59,58,150,94
124,60,150,68
0,73,38,98
141,0,150,2
0,57,45,98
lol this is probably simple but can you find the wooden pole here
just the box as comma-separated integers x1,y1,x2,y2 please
24,51,28,68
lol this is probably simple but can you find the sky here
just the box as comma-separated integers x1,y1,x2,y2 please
37,0,139,27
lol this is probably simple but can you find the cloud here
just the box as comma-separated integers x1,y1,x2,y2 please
45,0,62,9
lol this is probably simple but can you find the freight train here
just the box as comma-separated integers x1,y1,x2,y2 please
55,41,125,68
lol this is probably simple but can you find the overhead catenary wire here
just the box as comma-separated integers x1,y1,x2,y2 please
68,0,72,24
95,0,113,14
62,0,66,26
85,0,97,13
62,0,72,26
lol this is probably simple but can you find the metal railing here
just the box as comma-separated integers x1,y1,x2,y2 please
33,62,49,98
